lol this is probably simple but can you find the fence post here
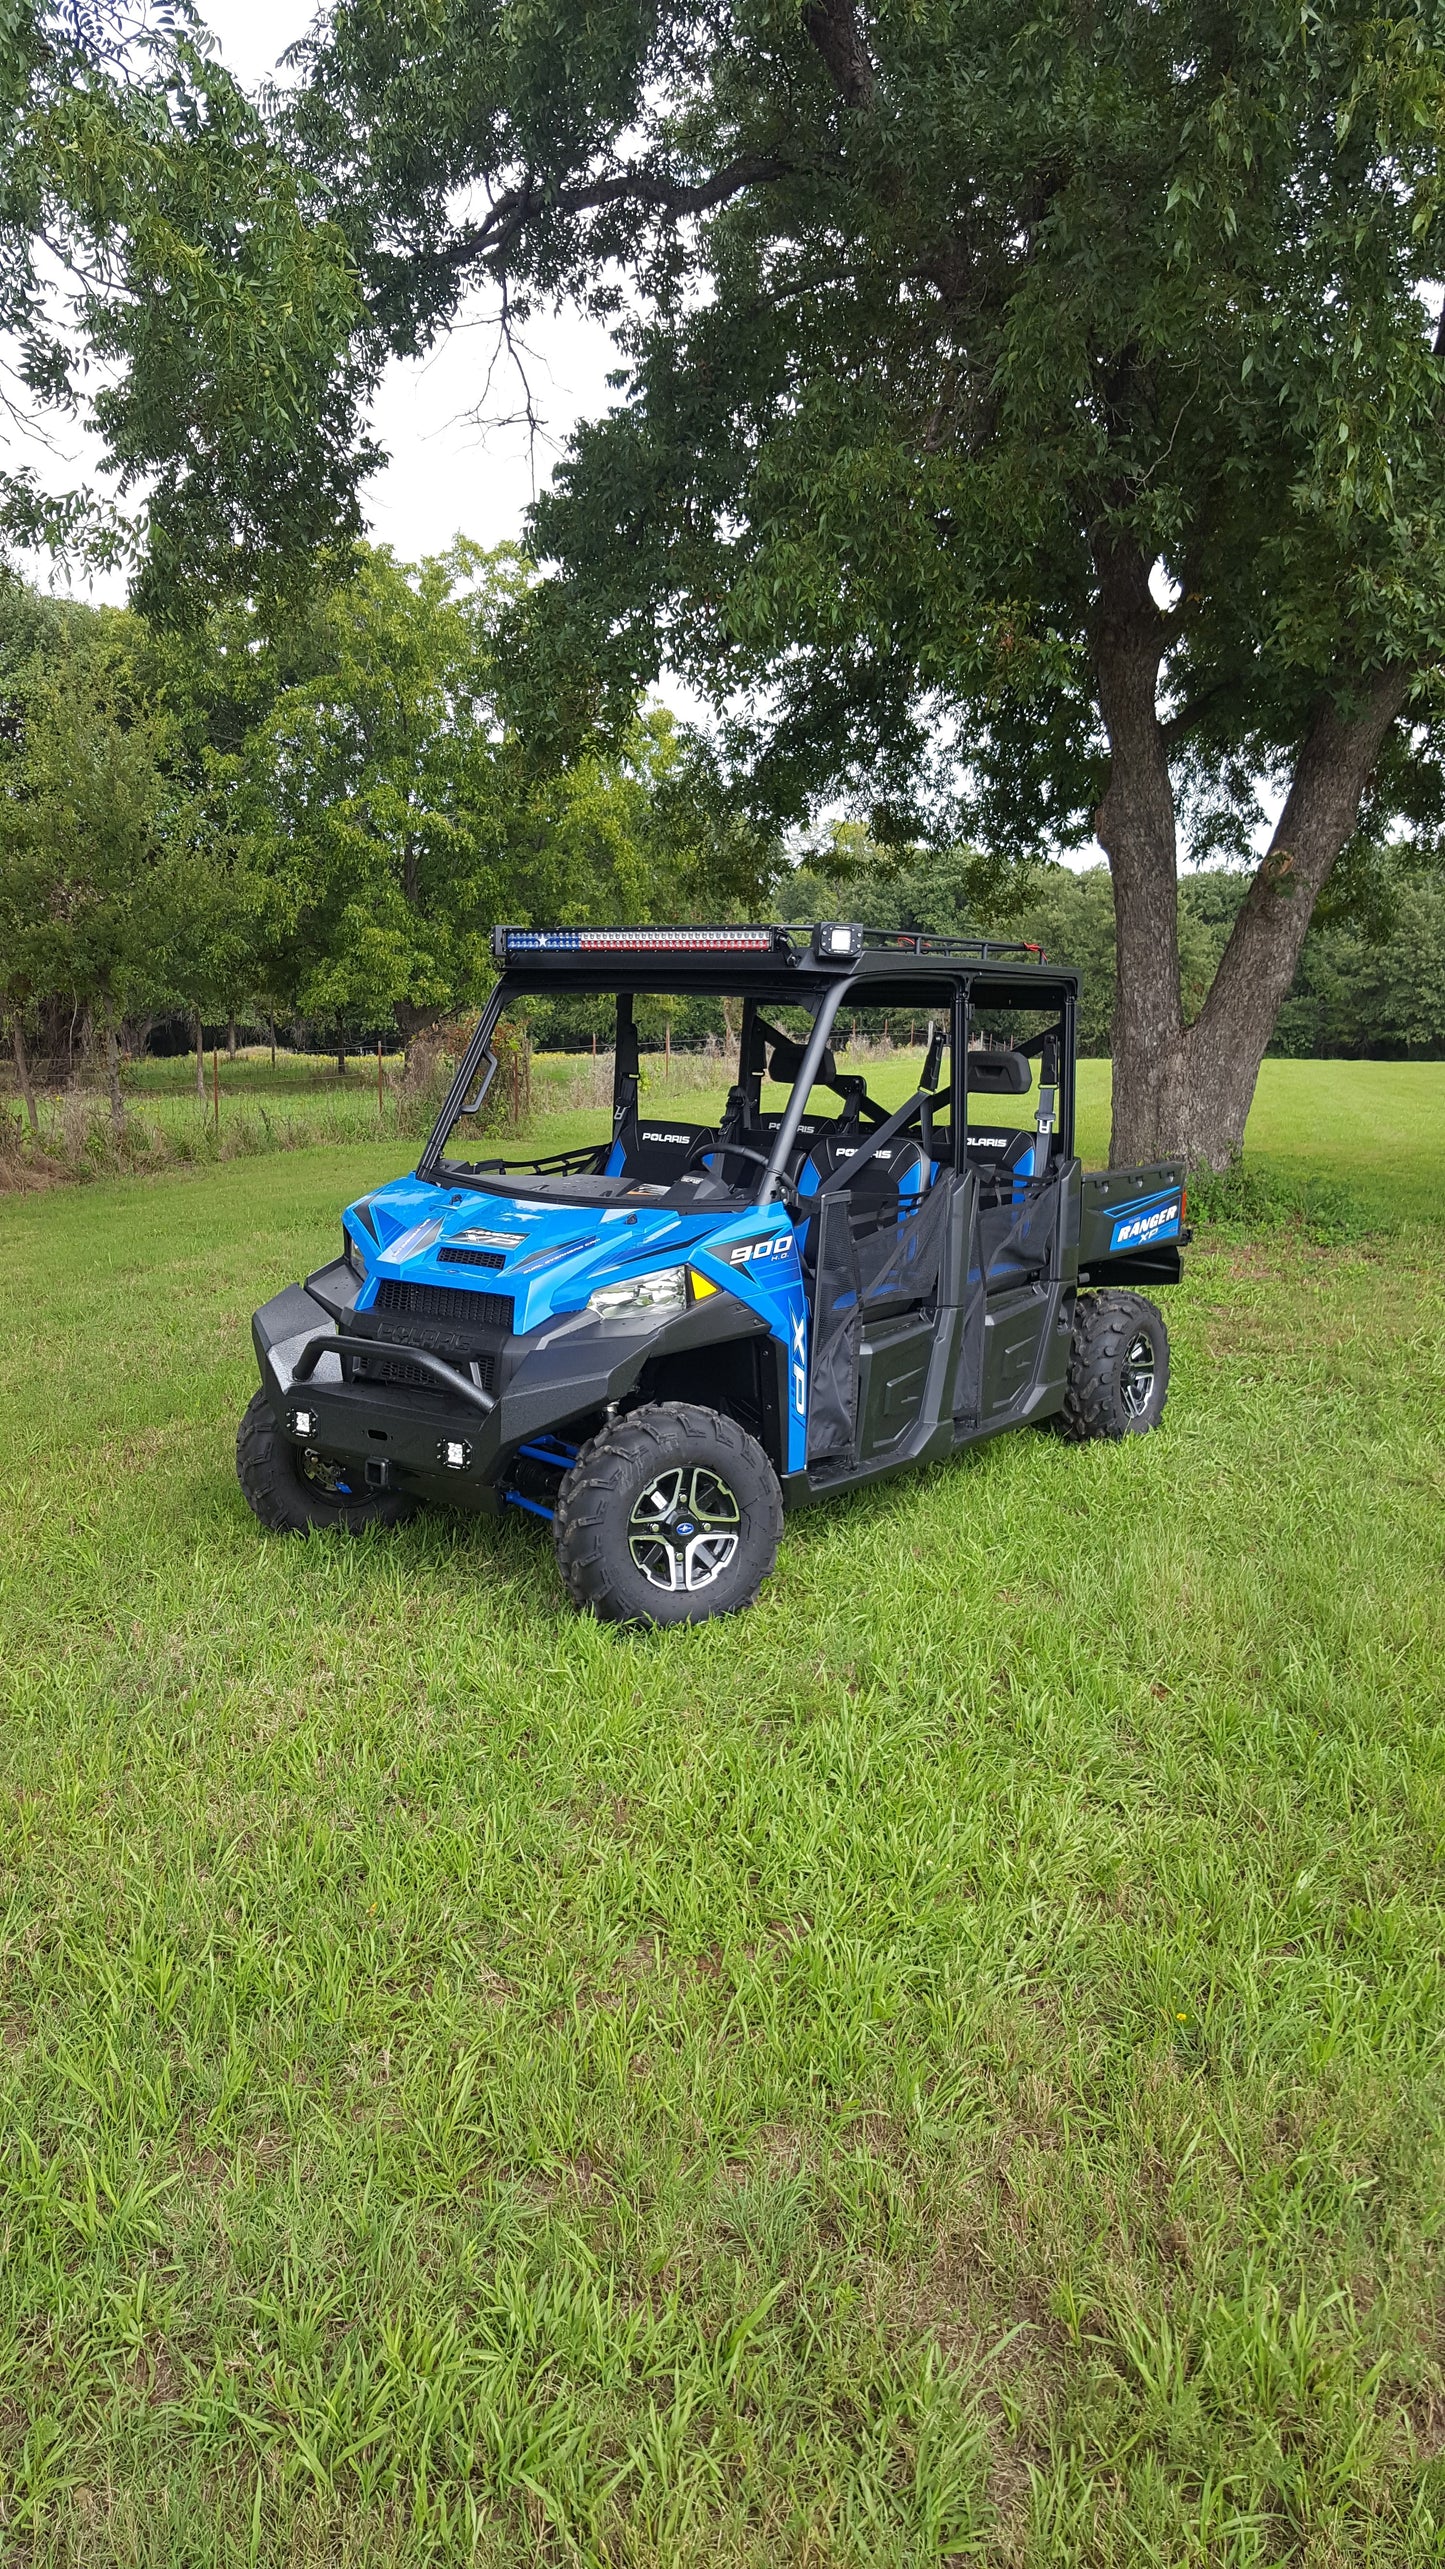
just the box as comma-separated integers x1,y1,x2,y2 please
212,1045,220,1137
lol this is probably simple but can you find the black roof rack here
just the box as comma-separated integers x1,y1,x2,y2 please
776,924,1047,964
491,921,1048,969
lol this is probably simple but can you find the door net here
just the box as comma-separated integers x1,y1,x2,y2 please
806,1181,951,1464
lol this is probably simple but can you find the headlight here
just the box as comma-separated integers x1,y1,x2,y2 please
586,1265,689,1320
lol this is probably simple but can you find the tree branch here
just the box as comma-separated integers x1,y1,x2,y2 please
1160,679,1237,750
803,0,875,108
433,152,804,280
1191,665,1410,1052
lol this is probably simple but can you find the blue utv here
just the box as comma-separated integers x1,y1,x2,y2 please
238,923,1188,1625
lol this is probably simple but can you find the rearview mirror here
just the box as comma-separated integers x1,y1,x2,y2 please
966,1047,1031,1094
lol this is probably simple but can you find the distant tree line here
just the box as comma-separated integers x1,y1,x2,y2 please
790,837,1445,1062
0,548,775,1131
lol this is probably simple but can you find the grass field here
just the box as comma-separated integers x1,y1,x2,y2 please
2,1065,1444,2564
7,1046,1441,1231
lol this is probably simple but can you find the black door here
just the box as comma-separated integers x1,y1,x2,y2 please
953,1169,1072,1433
805,1176,958,1470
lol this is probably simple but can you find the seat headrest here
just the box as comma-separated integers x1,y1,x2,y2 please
769,1037,838,1088
802,1132,926,1194
967,1046,1032,1095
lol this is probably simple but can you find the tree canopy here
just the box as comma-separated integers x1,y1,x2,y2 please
273,0,1445,1165
0,0,373,599
0,548,781,1111
216,541,775,1045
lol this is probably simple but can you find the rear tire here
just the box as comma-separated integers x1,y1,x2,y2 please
235,1388,418,1535
553,1401,782,1627
1057,1291,1170,1441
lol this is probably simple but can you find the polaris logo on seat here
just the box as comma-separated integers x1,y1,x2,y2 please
641,1127,693,1145
1111,1198,1181,1250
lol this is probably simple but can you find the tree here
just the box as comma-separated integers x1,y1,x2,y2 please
0,3,373,598
282,0,1445,1166
223,543,777,1052
798,828,1445,1062
0,606,250,1125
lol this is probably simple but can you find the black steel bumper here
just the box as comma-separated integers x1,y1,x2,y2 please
251,1263,769,1512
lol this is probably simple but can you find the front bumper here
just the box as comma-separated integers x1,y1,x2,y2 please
251,1265,769,1512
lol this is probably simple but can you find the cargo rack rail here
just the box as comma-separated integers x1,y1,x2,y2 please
491,922,1046,967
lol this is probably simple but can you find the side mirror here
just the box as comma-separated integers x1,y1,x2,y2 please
920,1019,944,1091
966,1047,1031,1094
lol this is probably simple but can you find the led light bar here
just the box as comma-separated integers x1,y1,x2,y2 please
492,924,780,960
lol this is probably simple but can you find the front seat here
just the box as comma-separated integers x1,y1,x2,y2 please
792,1130,931,1275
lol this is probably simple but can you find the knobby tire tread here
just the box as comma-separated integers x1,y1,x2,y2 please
1057,1290,1169,1442
553,1400,782,1626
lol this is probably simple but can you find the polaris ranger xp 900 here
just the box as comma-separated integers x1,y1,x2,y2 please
238,923,1187,1624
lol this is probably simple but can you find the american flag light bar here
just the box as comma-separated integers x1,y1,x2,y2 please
493,925,779,959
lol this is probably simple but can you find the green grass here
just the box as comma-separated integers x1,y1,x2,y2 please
2,1074,1444,2563
8,1049,1444,1231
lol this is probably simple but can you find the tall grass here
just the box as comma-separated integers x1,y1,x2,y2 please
1,1050,451,1191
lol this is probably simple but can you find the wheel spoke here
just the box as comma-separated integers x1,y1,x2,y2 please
628,1462,744,1593
1121,1331,1156,1419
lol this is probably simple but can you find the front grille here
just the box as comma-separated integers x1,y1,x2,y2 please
438,1244,506,1271
373,1278,513,1332
352,1348,498,1395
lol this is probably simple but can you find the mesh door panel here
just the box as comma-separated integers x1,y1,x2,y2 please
806,1181,950,1464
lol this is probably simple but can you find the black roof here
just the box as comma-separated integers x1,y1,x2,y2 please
490,922,1079,999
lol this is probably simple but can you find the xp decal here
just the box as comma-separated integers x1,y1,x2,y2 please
1108,1194,1183,1254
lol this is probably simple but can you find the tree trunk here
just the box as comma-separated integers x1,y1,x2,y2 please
11,1017,39,1136
194,1012,206,1101
1092,532,1409,1171
1090,536,1191,1165
104,1024,124,1134
72,1007,94,1094
228,1016,238,1060
1175,669,1410,1165
336,1046,347,1077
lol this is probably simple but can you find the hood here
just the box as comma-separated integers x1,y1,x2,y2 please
343,1172,722,1334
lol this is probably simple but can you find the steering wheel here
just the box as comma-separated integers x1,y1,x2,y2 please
680,1135,803,1211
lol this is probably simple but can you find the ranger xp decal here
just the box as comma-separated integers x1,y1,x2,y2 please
1109,1194,1183,1253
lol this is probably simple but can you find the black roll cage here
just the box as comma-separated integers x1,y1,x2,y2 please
417,959,1079,1200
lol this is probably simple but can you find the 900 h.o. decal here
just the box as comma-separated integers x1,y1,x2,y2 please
727,1231,797,1268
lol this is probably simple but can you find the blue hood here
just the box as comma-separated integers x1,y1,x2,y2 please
344,1172,725,1335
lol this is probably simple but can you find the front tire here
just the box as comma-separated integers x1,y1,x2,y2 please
1057,1291,1170,1441
553,1401,782,1627
235,1388,418,1535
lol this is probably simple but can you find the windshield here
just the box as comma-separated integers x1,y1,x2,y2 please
420,980,900,1206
